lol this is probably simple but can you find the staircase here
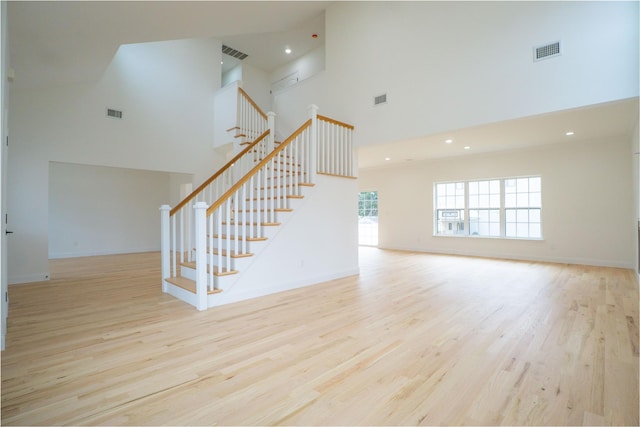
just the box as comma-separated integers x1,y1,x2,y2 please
160,87,356,310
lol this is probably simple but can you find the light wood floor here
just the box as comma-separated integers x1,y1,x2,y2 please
2,248,638,425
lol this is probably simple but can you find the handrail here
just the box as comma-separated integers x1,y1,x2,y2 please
207,119,312,216
170,129,270,216
317,114,354,130
238,87,268,121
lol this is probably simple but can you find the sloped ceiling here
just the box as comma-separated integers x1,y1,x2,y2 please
8,1,330,90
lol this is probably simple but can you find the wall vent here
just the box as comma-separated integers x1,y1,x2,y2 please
534,41,561,61
374,94,387,106
106,108,123,119
222,45,248,60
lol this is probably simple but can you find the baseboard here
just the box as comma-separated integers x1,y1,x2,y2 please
382,245,635,270
9,272,50,285
49,247,160,259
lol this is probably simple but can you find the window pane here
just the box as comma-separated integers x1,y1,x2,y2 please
479,223,489,235
517,223,529,237
437,196,446,208
517,178,529,193
516,209,528,222
437,184,446,196
446,196,455,208
455,195,465,208
529,209,541,223
479,181,489,194
490,180,500,193
506,209,516,222
529,223,541,238
517,193,528,207
506,223,516,237
505,194,516,208
479,210,489,221
505,179,516,193
489,194,500,208
469,181,478,194
479,194,489,208
490,210,500,222
469,195,479,208
529,177,541,192
489,223,501,236
456,182,464,191
529,192,541,207
446,183,455,194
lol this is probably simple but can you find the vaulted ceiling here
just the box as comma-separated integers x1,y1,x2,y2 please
8,1,329,90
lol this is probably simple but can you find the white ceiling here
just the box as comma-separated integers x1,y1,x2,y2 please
358,97,639,169
7,1,639,166
8,1,330,90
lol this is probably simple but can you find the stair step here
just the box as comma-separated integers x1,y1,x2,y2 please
256,183,314,190
165,276,223,294
211,234,268,241
208,248,254,258
181,261,239,276
222,221,280,227
235,208,293,213
245,195,304,201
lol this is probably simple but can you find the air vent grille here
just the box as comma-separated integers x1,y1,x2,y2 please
222,45,248,60
106,108,123,119
534,41,561,61
374,94,387,105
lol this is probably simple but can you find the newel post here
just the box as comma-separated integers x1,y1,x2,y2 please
267,111,276,153
194,202,208,311
307,104,319,183
160,205,171,293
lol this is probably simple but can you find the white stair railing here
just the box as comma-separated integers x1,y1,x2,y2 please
161,129,272,281
161,102,356,310
237,87,268,145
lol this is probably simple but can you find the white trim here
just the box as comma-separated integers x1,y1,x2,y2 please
383,245,635,270
164,281,198,308
48,247,159,259
9,273,50,285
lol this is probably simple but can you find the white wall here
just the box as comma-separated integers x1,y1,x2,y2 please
274,2,639,149
270,45,325,93
8,37,223,284
48,162,191,258
359,136,634,268
632,120,640,276
213,174,359,306
1,0,10,350
241,63,271,113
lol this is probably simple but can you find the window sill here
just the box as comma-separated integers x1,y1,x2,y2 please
433,234,544,241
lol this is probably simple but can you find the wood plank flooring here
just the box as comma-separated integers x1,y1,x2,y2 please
2,248,638,425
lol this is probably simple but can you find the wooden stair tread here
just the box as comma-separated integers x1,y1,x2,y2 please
245,195,304,201
235,208,293,213
257,183,314,190
165,276,223,294
208,248,254,258
222,221,280,227
180,261,240,276
211,234,268,241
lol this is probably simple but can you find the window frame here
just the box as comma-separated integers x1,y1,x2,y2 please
433,176,542,240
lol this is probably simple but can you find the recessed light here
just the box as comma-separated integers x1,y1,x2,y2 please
384,157,391,161
565,131,574,136
221,61,224,65
464,146,471,150
445,139,453,144
285,48,292,54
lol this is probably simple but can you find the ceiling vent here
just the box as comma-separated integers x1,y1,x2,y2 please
374,94,387,106
106,108,123,119
534,41,561,62
222,45,248,60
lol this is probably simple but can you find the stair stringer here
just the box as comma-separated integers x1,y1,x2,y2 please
207,174,360,307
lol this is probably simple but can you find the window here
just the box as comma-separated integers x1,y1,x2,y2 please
435,182,465,235
434,176,541,239
469,179,500,237
504,177,541,238
358,191,378,245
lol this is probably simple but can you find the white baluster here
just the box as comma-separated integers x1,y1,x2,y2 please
194,202,208,311
308,104,318,183
160,205,171,292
